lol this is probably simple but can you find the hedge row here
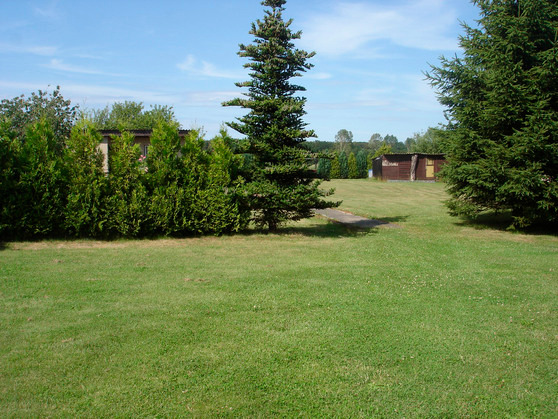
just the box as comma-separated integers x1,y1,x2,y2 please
317,150,369,179
0,120,248,239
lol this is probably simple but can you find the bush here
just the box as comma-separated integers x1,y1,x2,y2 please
17,121,68,237
330,154,341,179
0,120,23,238
106,130,149,237
1,116,250,239
356,150,368,178
348,152,358,179
64,121,107,237
338,151,349,179
317,157,331,179
147,123,247,236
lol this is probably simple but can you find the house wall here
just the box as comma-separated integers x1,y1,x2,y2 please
374,154,446,181
377,155,412,181
100,138,109,173
416,155,446,180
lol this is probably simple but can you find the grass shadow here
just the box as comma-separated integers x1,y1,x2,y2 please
454,213,558,237
279,221,380,238
0,242,7,251
376,215,409,225
236,218,380,238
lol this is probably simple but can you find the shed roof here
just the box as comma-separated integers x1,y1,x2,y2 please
374,153,446,160
100,129,190,137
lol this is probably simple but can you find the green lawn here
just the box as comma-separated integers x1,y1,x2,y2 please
1,180,556,417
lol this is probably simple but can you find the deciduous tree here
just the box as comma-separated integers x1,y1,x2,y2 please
83,101,177,130
335,129,353,154
0,86,77,152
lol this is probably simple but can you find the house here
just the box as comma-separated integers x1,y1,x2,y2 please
99,129,190,173
372,153,446,181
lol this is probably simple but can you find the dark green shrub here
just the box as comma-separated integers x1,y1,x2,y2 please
356,150,368,178
14,120,68,237
330,154,341,179
338,151,349,179
64,121,107,237
317,157,331,179
106,130,149,237
0,120,23,237
348,152,358,179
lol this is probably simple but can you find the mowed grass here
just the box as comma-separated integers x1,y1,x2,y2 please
1,180,557,417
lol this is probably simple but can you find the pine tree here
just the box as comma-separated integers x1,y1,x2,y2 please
348,152,359,179
338,151,349,179
223,0,337,230
330,154,341,179
427,0,558,228
317,157,331,179
356,150,368,178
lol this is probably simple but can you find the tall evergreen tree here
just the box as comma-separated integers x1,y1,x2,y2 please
338,151,349,179
223,0,337,230
330,154,341,179
356,150,368,178
427,0,558,228
317,157,331,179
348,152,359,179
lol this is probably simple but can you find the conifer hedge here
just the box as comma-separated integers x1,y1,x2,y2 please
0,120,248,239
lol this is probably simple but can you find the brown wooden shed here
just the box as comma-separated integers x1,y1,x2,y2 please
372,153,446,181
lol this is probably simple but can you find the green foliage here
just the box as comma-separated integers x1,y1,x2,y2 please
348,152,359,179
0,112,246,239
407,127,448,154
427,0,558,228
16,121,68,237
201,128,249,234
0,120,20,237
330,154,341,179
334,129,353,154
373,143,392,159
64,121,107,237
223,0,338,230
338,151,349,179
0,86,77,152
305,140,370,155
105,131,148,237
317,157,331,179
383,134,406,153
356,150,368,178
147,124,248,236
84,101,177,130
369,133,406,154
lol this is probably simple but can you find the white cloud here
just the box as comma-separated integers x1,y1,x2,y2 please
34,1,61,20
0,80,240,110
177,54,243,79
300,0,458,56
307,72,333,80
186,90,239,106
44,59,106,75
0,42,57,56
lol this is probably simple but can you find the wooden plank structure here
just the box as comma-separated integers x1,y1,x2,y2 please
372,153,446,181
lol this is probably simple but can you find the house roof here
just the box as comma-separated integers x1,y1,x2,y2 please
99,129,190,137
374,153,446,160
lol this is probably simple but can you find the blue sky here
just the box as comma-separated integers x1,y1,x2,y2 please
0,0,480,143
